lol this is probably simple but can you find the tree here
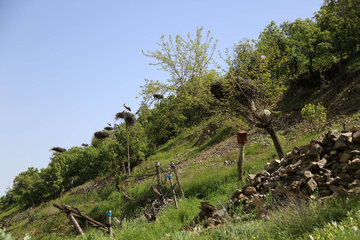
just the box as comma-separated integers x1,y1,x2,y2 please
12,168,45,207
212,40,286,159
141,26,218,104
316,0,360,60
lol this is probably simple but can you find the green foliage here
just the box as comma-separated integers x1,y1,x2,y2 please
301,103,327,132
141,26,218,101
0,228,12,240
316,0,360,60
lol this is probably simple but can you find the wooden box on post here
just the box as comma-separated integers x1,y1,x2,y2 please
237,131,248,145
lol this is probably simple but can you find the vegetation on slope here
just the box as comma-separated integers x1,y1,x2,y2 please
1,0,360,239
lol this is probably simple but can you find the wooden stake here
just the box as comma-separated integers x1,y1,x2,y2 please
237,131,248,189
107,210,114,238
171,162,184,197
155,162,161,187
168,174,178,209
126,124,131,175
238,144,245,188
67,212,84,236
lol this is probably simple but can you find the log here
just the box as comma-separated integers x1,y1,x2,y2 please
53,203,108,232
68,212,84,236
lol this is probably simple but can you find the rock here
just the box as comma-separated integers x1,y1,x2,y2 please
308,159,326,171
246,174,256,185
350,126,360,132
330,150,338,156
265,159,281,173
303,170,314,179
256,170,270,178
328,130,340,141
353,131,360,143
286,160,302,173
231,189,242,200
348,180,360,189
263,181,278,190
340,153,352,163
213,209,228,220
340,132,353,141
251,198,264,208
290,181,302,191
307,143,322,156
244,187,257,196
318,159,327,168
349,150,360,156
347,159,360,170
334,139,347,150
306,178,318,193
320,189,333,196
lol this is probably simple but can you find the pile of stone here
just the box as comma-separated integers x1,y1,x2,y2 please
231,126,360,213
192,126,360,228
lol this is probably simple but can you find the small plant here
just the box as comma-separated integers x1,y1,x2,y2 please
0,228,12,240
301,103,327,133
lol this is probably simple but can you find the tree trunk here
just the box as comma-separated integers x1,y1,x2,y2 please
126,124,131,175
264,125,284,159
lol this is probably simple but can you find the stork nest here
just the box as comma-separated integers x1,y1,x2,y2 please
81,143,89,147
115,111,137,126
153,94,164,99
50,147,66,153
104,126,113,131
94,131,110,139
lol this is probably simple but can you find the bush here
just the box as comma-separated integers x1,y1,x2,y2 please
301,103,326,132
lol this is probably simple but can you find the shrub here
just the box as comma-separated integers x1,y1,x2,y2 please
301,103,326,132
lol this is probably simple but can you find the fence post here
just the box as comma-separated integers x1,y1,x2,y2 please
237,131,248,189
168,174,178,209
155,162,161,187
170,162,184,197
107,210,114,238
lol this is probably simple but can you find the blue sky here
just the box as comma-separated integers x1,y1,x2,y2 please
0,0,324,196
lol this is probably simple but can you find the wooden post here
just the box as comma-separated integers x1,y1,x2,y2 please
238,144,244,189
107,210,114,238
171,162,184,197
155,162,161,187
126,124,131,175
67,212,84,236
168,174,178,209
59,185,64,198
237,131,248,189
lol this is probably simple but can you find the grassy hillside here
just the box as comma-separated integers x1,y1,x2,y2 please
1,54,360,239
1,107,360,239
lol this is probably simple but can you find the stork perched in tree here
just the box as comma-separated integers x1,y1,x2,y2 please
123,104,131,112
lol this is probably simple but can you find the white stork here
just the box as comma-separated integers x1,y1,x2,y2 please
123,104,131,111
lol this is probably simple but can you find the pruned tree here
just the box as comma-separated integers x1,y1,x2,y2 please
212,40,285,159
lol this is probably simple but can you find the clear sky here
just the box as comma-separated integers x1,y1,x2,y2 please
0,0,324,196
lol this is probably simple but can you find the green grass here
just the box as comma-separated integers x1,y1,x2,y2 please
4,111,360,239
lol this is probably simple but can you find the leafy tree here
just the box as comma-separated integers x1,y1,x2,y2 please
316,0,360,60
138,95,186,149
141,26,218,102
281,18,333,75
12,168,45,207
113,122,148,166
